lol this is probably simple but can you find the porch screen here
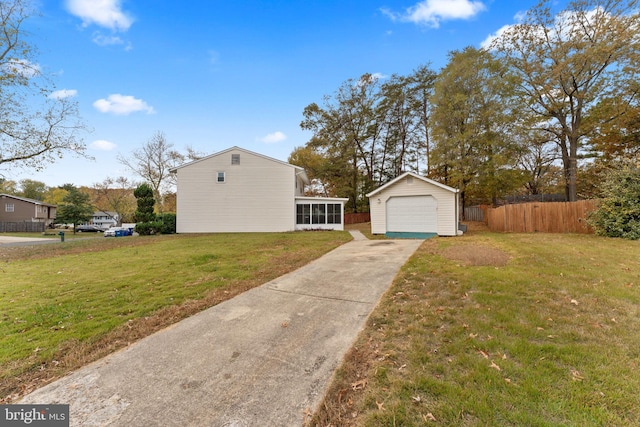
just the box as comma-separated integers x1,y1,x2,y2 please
296,203,342,225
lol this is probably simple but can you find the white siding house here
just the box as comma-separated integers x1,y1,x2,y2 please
366,172,460,237
170,147,347,233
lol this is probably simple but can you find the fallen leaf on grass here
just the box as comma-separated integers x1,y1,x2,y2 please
571,369,584,381
490,361,501,371
412,395,421,403
570,299,579,306
423,413,437,422
478,350,489,359
376,401,385,411
303,407,313,421
351,379,367,391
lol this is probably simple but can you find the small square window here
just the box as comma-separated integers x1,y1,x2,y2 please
231,154,240,165
5,203,14,212
217,172,225,183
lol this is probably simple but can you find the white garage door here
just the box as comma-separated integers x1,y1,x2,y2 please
386,195,437,233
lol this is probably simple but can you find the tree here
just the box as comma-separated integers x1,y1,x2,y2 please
405,64,438,175
18,179,46,200
133,183,158,235
55,186,94,232
490,0,640,201
376,74,423,181
288,146,333,196
0,178,18,195
301,74,384,212
518,133,562,196
589,93,640,162
119,132,203,213
0,0,88,173
588,163,640,239
92,176,136,225
43,186,68,206
430,47,522,211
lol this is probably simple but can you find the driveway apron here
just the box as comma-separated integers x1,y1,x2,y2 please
20,232,423,426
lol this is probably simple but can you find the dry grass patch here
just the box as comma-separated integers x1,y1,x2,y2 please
440,244,510,267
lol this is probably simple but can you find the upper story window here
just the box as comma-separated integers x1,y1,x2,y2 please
231,154,240,165
5,203,14,212
217,171,226,183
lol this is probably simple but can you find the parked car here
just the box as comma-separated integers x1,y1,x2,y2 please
75,225,102,233
104,227,133,237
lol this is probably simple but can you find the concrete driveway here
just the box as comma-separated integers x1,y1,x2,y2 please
19,231,423,426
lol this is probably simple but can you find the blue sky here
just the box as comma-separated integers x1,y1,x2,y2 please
10,0,569,188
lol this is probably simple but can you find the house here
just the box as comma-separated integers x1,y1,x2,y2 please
90,211,120,229
170,146,348,233
366,172,460,237
0,194,57,229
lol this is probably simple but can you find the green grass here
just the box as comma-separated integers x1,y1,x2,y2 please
312,231,640,426
0,231,351,400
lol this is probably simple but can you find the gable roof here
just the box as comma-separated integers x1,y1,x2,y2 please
0,194,56,207
365,171,459,197
169,146,310,184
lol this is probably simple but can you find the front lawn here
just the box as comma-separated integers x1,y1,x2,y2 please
0,231,351,402
311,231,640,426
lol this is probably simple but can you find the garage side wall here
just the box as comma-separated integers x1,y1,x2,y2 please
368,177,458,236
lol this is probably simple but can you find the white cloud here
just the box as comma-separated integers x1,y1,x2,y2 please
3,59,41,78
481,7,606,50
371,72,388,80
50,89,78,99
93,94,155,115
90,139,117,151
384,0,486,28
259,131,287,144
65,0,134,31
92,32,123,46
480,24,513,49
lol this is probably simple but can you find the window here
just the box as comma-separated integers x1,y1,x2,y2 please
311,204,326,224
5,203,14,212
231,154,240,165
297,202,342,225
217,172,225,183
327,204,341,224
296,204,310,224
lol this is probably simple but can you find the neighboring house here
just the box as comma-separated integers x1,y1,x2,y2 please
0,194,57,228
366,172,460,237
170,146,348,233
91,211,120,229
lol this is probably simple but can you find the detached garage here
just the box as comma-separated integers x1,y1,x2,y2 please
366,172,460,237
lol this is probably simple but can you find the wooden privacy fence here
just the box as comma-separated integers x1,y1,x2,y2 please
485,200,598,234
344,212,371,225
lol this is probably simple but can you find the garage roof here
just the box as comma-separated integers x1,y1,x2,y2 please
365,172,459,197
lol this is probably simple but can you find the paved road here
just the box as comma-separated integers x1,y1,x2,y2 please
0,235,61,247
19,231,423,426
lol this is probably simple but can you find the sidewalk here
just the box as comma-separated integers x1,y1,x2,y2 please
20,231,423,426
